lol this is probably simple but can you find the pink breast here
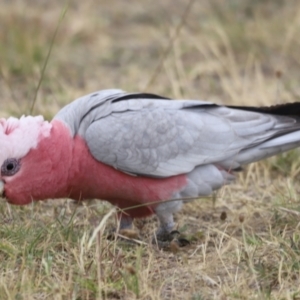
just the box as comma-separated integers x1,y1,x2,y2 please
68,136,188,218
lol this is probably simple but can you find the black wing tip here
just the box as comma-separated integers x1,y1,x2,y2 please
228,102,300,116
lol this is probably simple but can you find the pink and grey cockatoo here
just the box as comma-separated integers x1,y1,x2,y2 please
1,89,300,240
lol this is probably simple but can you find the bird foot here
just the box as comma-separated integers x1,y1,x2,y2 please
107,228,140,244
152,230,190,249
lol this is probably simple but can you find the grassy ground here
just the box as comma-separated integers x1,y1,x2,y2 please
1,0,300,299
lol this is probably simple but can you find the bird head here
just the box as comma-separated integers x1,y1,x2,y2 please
0,116,71,205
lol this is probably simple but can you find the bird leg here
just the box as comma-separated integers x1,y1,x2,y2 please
118,212,134,230
107,212,135,241
153,201,190,247
154,209,176,242
115,212,141,241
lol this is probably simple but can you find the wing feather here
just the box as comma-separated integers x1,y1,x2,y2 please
85,99,284,177
56,90,300,177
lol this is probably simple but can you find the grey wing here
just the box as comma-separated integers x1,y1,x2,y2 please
84,100,300,177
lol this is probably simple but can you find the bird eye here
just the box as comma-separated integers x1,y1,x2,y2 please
1,158,21,176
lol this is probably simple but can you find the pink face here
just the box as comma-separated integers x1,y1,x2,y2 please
0,118,72,205
1,147,57,204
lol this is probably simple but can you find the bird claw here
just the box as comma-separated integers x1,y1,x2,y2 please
106,228,140,243
152,230,190,248
107,227,190,249
154,230,180,242
176,237,190,247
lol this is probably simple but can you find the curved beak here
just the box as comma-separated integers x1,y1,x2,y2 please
0,180,4,198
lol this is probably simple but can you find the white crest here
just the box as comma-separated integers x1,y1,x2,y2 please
0,116,52,168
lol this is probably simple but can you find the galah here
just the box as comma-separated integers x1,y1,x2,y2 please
1,89,300,240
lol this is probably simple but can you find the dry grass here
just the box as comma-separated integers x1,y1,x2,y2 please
1,0,300,299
